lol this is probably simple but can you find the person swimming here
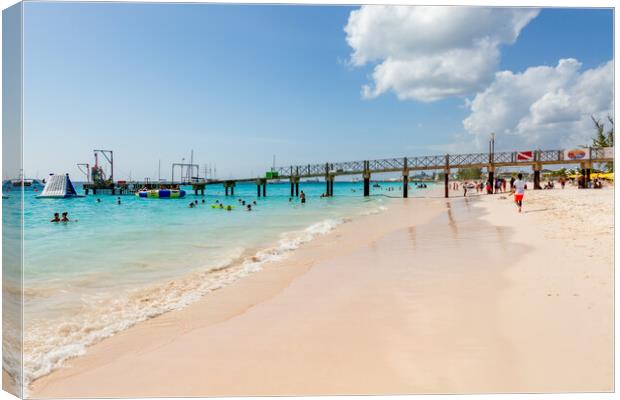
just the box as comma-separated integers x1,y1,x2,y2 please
219,203,224,209
252,200,257,205
116,197,121,205
202,199,206,204
60,212,77,222
226,205,232,211
50,213,60,223
189,202,195,208
96,198,101,203
242,200,246,206
246,204,252,211
300,191,306,204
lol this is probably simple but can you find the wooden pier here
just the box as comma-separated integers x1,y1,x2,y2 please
82,147,613,199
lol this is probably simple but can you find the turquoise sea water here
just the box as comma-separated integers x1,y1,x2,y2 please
3,180,432,384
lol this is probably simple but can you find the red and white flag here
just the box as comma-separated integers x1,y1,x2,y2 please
517,151,533,161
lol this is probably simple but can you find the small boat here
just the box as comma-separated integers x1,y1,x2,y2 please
136,189,186,198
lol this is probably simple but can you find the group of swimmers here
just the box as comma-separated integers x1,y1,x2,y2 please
188,198,258,211
50,212,76,223
94,197,121,204
235,198,258,211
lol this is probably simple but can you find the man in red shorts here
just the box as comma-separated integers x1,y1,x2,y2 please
512,173,527,213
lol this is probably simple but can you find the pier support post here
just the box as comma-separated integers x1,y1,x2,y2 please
257,180,261,197
328,174,335,196
262,181,266,197
444,154,450,198
225,186,229,196
231,184,234,196
584,161,592,188
487,165,495,194
325,176,330,196
403,157,409,198
363,161,370,197
533,163,542,190
295,177,300,197
290,180,294,197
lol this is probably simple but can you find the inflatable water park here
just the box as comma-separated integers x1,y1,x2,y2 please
136,189,186,198
37,174,83,198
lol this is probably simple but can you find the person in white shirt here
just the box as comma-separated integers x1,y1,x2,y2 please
511,173,527,213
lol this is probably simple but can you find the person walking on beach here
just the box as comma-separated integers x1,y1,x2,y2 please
510,176,515,190
512,173,527,213
463,183,467,197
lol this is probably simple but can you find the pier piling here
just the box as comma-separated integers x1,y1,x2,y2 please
403,157,409,198
444,155,449,198
363,161,370,197
533,164,542,190
487,165,495,194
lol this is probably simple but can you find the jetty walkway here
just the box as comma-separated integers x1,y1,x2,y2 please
83,147,613,198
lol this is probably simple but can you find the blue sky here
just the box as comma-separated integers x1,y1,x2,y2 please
21,3,613,180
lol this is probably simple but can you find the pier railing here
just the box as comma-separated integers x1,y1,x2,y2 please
274,148,613,179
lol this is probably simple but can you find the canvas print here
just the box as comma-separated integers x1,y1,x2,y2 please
2,1,614,398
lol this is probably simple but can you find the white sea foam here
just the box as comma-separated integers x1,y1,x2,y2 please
22,217,346,387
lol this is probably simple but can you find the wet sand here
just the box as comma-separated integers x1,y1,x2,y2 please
30,187,613,397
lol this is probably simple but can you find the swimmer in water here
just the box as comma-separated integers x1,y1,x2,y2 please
242,200,246,206
189,202,194,208
252,200,257,205
50,213,60,223
116,197,121,205
300,191,306,204
219,204,224,209
246,204,252,211
96,198,101,203
202,199,205,204
226,205,232,211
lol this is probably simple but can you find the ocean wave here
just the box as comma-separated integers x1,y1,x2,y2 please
22,217,346,388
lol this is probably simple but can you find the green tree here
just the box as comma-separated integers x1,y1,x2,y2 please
591,115,614,171
592,115,614,147
457,167,482,180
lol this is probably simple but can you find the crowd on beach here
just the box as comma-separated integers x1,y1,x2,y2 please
454,173,610,213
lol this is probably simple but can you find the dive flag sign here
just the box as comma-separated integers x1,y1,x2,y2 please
516,151,533,162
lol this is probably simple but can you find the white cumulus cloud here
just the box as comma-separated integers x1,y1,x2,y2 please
463,59,614,149
344,6,539,102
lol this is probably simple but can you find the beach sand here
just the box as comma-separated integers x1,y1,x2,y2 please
30,186,613,397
